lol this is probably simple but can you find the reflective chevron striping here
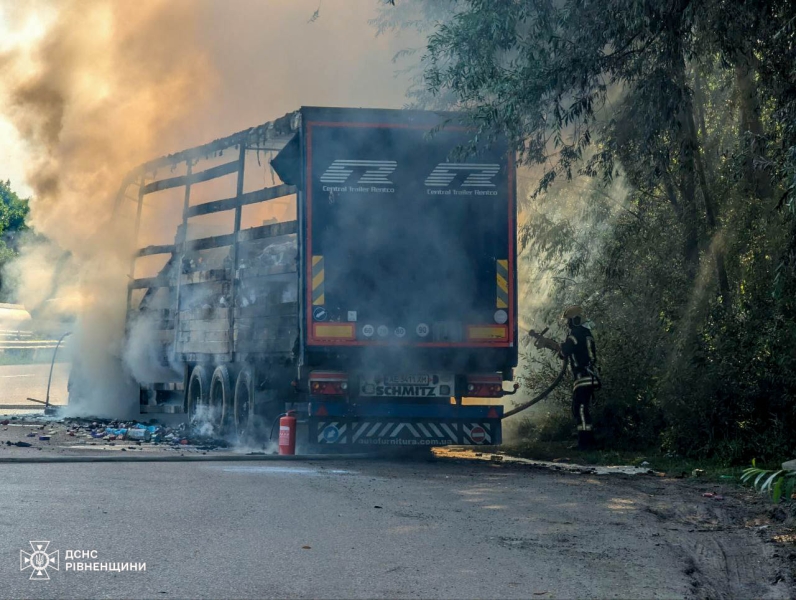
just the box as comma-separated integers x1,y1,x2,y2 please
312,256,325,306
440,423,457,442
314,419,500,445
496,259,509,309
352,422,370,443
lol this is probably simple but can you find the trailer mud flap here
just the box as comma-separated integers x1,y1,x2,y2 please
308,403,503,447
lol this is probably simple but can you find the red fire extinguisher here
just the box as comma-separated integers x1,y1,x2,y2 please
278,410,297,455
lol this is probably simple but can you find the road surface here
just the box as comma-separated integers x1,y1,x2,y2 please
0,455,791,599
0,362,69,409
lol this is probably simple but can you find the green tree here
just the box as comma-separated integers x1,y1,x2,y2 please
0,180,31,295
422,0,796,461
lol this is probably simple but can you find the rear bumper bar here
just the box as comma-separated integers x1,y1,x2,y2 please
308,402,502,447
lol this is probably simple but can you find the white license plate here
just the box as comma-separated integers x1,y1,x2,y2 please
360,374,453,398
384,374,429,385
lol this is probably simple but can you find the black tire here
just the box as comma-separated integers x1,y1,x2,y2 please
210,365,233,435
233,366,256,441
187,365,210,423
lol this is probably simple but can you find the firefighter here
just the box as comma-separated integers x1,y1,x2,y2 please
533,305,600,449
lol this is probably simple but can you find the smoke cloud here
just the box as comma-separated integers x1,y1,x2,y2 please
0,0,411,416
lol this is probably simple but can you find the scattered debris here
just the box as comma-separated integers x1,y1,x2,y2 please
0,416,232,454
126,428,151,442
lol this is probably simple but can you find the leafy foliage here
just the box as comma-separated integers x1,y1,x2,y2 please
0,180,31,296
742,462,796,503
420,0,796,462
370,1,458,109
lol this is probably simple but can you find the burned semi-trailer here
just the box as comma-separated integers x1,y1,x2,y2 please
122,107,517,448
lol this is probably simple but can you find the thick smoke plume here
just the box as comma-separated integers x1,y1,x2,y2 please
0,0,409,416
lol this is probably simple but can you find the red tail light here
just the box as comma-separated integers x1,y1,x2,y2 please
309,372,349,396
466,374,504,398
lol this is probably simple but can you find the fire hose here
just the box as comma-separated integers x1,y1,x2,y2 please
502,357,568,419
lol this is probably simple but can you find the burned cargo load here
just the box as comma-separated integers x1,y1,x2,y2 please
121,107,517,447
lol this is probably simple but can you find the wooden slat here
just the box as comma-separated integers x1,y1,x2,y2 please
179,224,296,254
185,196,238,218
234,316,296,338
178,330,230,343
237,263,297,278
184,184,296,219
179,307,229,321
183,233,235,252
239,273,296,287
176,340,231,354
241,184,296,206
179,317,230,332
238,236,297,272
176,352,233,363
238,221,298,242
142,161,239,195
129,276,171,290
136,244,176,257
180,269,231,285
181,248,232,273
178,281,231,306
233,304,298,320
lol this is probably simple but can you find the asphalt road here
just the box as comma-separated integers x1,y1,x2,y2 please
0,456,790,599
0,362,69,409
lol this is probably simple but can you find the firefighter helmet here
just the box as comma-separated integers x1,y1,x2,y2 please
562,305,583,321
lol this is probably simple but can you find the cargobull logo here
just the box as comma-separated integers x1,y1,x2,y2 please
20,541,59,580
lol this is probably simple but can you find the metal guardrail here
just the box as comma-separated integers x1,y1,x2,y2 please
0,342,60,350
0,331,72,414
0,331,61,351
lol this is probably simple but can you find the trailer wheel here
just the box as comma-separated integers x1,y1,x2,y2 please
187,365,211,426
210,365,232,435
233,366,255,440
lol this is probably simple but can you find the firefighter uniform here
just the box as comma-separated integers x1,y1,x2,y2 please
559,306,599,449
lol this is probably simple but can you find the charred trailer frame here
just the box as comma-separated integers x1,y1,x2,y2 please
120,107,517,448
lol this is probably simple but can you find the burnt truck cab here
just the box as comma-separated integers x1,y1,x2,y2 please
277,107,518,447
